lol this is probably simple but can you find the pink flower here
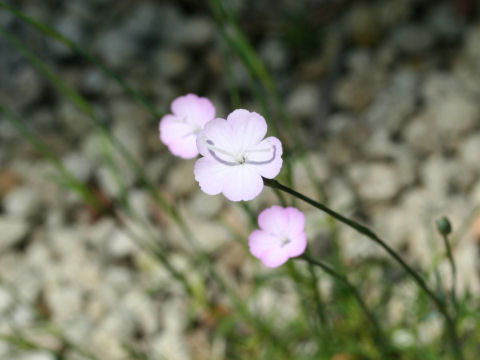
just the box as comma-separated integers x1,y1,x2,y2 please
249,206,307,268
194,109,283,201
159,94,215,159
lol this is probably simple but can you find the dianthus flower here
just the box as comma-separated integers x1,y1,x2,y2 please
249,206,307,268
159,94,215,159
194,109,282,201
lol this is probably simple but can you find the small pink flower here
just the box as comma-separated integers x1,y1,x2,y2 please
159,94,215,159
194,109,283,201
249,206,307,268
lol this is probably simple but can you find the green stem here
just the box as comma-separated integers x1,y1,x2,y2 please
286,262,323,347
306,258,331,335
299,255,384,344
441,233,458,310
265,178,464,360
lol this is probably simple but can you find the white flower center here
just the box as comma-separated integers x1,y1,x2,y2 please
280,237,291,247
175,116,202,138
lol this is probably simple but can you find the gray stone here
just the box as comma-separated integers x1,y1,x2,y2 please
464,25,480,62
91,310,135,359
189,191,224,219
151,330,190,360
62,152,95,183
151,300,190,360
156,4,184,44
127,190,153,222
418,315,443,344
94,118,144,197
96,165,124,198
11,305,35,328
366,70,417,131
104,267,134,292
95,29,138,68
0,217,28,251
177,17,215,48
108,229,137,259
333,76,373,111
0,342,7,358
339,225,383,262
422,155,474,196
404,113,439,155
391,329,415,348
121,290,159,335
327,178,356,211
346,49,372,75
348,163,402,201
112,119,145,164
286,84,319,119
122,2,161,39
81,132,104,166
392,24,435,54
45,285,83,323
431,95,479,140
347,4,380,46
373,206,411,250
421,73,459,103
82,69,105,95
376,0,411,28
166,160,197,197
145,156,170,183
291,153,331,209
51,13,85,57
428,4,463,40
17,351,56,360
0,286,12,313
17,68,43,108
155,48,189,79
260,38,289,71
460,133,480,171
56,101,91,137
3,186,41,219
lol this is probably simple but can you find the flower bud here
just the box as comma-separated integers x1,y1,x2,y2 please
436,216,452,236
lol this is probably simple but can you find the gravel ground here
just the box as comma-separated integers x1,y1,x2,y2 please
0,0,479,359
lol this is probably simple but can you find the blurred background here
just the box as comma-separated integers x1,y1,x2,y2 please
0,0,479,359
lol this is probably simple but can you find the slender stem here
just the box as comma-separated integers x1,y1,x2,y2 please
286,262,324,348
441,233,458,310
299,255,383,342
265,178,464,360
306,259,330,332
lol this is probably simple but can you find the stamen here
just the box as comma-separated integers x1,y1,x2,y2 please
201,137,238,166
245,145,277,165
244,148,271,153
205,140,235,158
200,136,278,167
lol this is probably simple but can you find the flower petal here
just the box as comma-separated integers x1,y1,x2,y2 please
248,230,278,259
260,249,290,268
226,110,267,152
194,157,232,195
196,118,235,158
246,136,283,178
284,231,307,258
171,94,215,127
222,165,263,201
258,205,289,233
159,114,198,159
285,207,306,236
